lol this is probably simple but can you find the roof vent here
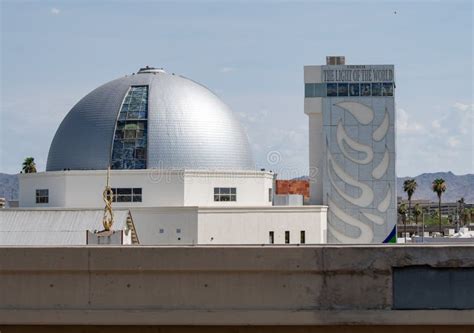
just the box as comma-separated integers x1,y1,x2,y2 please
326,56,345,65
137,66,166,74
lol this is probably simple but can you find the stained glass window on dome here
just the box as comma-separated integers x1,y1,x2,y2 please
111,86,148,169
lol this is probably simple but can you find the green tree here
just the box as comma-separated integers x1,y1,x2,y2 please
457,198,465,225
403,179,417,223
22,157,37,173
432,178,446,233
413,203,422,235
398,203,408,241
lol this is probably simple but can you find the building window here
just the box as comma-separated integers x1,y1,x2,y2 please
269,231,274,244
268,188,273,202
159,228,164,234
337,83,348,96
305,83,326,98
327,83,337,97
285,231,290,244
111,85,148,169
214,187,237,202
35,189,49,204
300,230,306,244
111,188,142,202
176,228,181,234
360,83,371,96
349,83,360,96
371,83,382,96
305,83,315,98
382,82,394,96
319,82,393,97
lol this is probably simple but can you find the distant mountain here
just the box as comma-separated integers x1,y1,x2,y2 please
397,172,473,203
291,172,473,203
0,173,19,201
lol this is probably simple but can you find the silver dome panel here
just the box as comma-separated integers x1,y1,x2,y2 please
46,71,254,171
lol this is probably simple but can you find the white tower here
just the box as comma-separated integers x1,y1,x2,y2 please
305,56,397,243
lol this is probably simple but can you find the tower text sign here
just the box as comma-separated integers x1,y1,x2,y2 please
322,66,394,83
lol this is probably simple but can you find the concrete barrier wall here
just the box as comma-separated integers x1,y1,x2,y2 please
0,245,473,326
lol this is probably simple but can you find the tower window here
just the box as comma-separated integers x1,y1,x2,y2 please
372,83,382,96
337,83,348,96
349,83,360,96
382,83,394,96
269,231,274,244
35,189,49,204
285,231,290,244
361,83,371,96
327,83,337,96
268,188,273,202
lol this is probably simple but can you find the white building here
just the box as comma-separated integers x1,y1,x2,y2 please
305,56,397,244
19,169,274,208
17,66,327,245
131,206,326,245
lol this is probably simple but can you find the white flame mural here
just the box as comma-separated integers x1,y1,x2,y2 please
324,101,396,243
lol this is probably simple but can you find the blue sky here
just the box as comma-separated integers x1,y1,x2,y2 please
1,0,472,177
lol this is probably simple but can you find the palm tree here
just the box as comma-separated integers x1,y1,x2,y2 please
457,197,465,226
22,157,37,173
413,203,422,236
403,179,417,224
398,203,408,242
464,208,471,227
432,178,446,233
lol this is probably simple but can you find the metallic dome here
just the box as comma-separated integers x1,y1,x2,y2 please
46,67,255,171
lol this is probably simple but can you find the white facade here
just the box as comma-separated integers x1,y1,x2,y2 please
305,59,397,244
19,169,274,208
129,206,327,245
18,170,328,245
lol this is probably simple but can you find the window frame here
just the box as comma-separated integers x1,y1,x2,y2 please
360,83,371,96
35,189,49,204
349,83,360,96
111,85,149,170
300,230,306,244
326,83,337,97
213,187,237,202
111,187,142,203
337,83,349,96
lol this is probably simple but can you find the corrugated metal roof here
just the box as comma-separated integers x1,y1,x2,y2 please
0,209,130,245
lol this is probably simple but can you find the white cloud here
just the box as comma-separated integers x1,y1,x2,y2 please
453,102,474,112
447,136,461,148
237,108,269,124
219,67,235,73
396,108,424,134
431,119,441,129
50,8,60,15
396,103,473,176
